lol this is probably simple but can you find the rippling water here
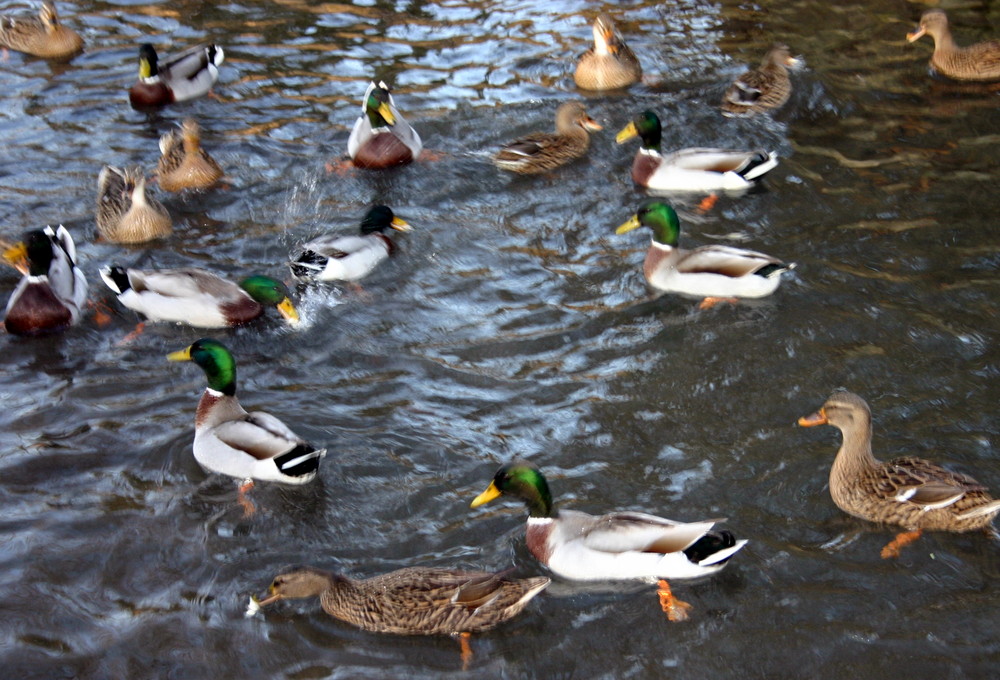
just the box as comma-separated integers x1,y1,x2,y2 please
3,0,1000,677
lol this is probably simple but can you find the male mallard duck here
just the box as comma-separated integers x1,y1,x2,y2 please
289,205,412,282
156,119,224,192
906,10,1000,82
3,225,87,335
616,110,778,193
615,200,792,305
493,101,602,175
721,44,800,117
129,43,224,109
471,462,746,621
0,1,82,59
348,80,423,169
574,14,642,90
167,338,326,485
798,391,1000,558
96,165,172,244
100,266,298,328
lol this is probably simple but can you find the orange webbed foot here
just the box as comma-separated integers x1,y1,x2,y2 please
698,296,739,310
697,193,719,213
880,529,922,559
238,479,257,518
116,322,146,345
324,158,355,176
657,579,692,622
457,631,473,670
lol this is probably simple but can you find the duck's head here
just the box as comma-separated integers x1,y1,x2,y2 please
471,461,554,518
554,101,603,134
138,43,159,79
765,43,801,70
167,338,237,396
907,10,948,43
798,391,871,433
256,567,340,606
4,229,55,277
363,81,396,127
239,276,299,325
615,200,680,247
359,205,412,235
616,110,661,149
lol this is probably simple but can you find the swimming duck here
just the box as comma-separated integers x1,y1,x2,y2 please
289,205,412,282
798,391,1000,558
574,14,642,90
167,338,326,485
96,165,172,244
721,44,800,117
906,10,1000,82
616,110,778,192
100,266,298,328
493,101,602,174
3,225,87,335
348,80,423,169
615,200,792,304
156,119,224,192
129,43,224,109
0,1,82,59
471,462,746,621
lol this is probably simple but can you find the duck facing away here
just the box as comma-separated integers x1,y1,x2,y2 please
96,166,172,244
3,225,87,335
0,1,82,59
616,110,778,193
906,10,1000,82
129,43,224,109
493,101,602,175
471,462,746,621
574,14,642,90
348,80,423,169
156,119,224,192
721,44,800,117
798,391,1000,558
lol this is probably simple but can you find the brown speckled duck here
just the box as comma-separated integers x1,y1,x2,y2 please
493,101,602,174
0,2,82,59
721,44,800,117
906,10,1000,82
96,166,172,244
574,14,642,90
156,119,223,192
799,391,1000,558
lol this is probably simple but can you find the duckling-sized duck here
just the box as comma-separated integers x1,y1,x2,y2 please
348,80,423,169
574,14,642,90
100,266,298,328
289,205,412,282
798,391,1000,558
3,225,87,335
906,10,1000,82
493,101,602,174
471,462,746,621
721,44,801,117
156,119,224,192
0,1,82,59
616,110,778,193
96,165,172,244
129,43,224,109
615,200,792,306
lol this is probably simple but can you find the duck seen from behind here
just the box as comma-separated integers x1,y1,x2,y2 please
721,44,800,117
96,166,172,244
0,1,82,59
493,101,602,175
129,43,224,109
348,80,423,169
156,119,224,192
574,14,642,90
906,10,1000,82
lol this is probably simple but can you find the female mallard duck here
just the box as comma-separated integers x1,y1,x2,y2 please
96,165,172,244
616,110,778,192
798,391,1000,558
906,10,1000,82
289,205,412,282
3,225,87,335
348,80,423,169
493,101,602,174
574,14,642,90
615,200,792,305
100,266,298,328
167,338,326,485
156,119,224,192
0,1,82,59
471,462,746,621
129,43,224,109
721,44,800,117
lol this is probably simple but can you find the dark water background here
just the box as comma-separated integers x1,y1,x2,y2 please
2,0,1000,677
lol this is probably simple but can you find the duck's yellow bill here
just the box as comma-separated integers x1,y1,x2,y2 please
615,121,638,144
378,102,396,126
797,408,827,427
166,346,193,362
277,297,300,325
615,215,641,234
471,481,502,508
391,217,412,232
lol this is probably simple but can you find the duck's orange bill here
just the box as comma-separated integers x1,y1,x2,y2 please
797,409,827,427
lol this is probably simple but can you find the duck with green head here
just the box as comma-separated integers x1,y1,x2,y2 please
129,42,224,109
348,81,423,169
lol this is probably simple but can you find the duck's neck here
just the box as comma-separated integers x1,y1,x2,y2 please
195,388,247,429
931,28,956,55
830,415,879,487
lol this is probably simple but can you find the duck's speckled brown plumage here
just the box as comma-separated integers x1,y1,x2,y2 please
721,44,798,117
0,2,82,59
574,14,641,90
906,10,1000,82
493,101,602,174
157,119,223,192
96,166,172,244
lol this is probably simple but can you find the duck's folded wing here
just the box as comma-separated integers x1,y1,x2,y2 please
676,245,779,277
210,413,303,460
581,511,720,553
133,268,236,298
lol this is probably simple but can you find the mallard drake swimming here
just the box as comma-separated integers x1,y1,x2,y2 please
0,1,82,59
493,101,602,174
574,14,642,90
471,462,746,621
347,80,423,169
906,10,1000,82
798,391,1000,558
156,119,224,192
616,110,778,192
167,338,326,485
3,225,87,335
721,44,800,117
100,266,298,328
289,205,412,282
129,43,224,109
96,165,172,244
615,200,792,303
